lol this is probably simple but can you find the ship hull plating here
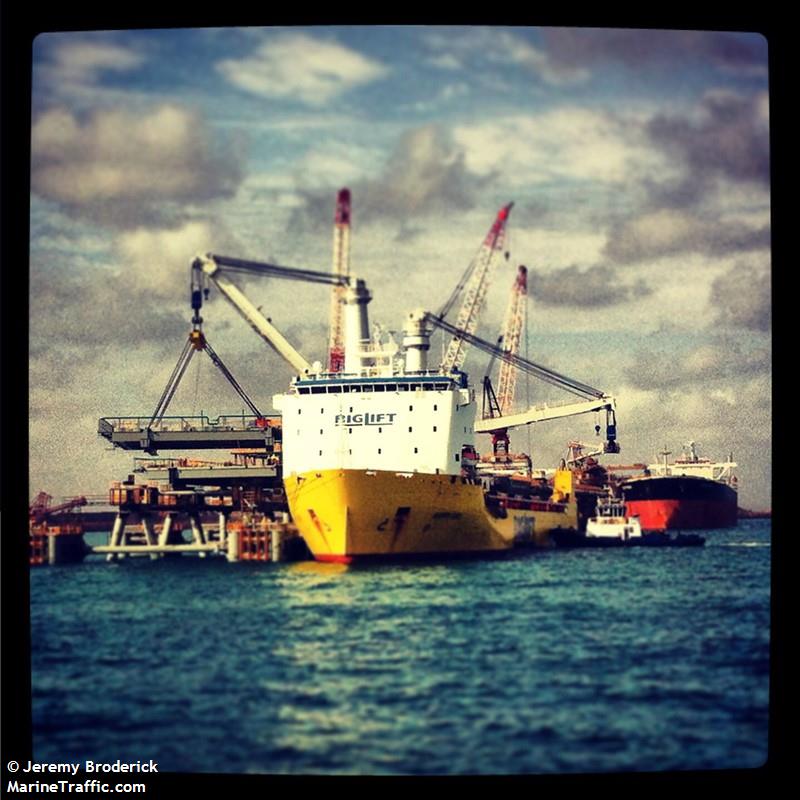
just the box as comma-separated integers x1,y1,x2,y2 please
284,469,577,562
622,476,737,530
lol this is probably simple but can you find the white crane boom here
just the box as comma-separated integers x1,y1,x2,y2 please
196,255,313,376
473,396,616,434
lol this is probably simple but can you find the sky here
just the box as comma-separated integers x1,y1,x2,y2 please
28,26,772,509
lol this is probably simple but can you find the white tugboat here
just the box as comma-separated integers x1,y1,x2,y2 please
585,493,642,542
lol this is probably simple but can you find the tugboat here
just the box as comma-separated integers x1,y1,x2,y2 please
585,493,642,542
550,489,705,549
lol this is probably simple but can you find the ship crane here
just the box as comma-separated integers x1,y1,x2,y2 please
145,253,362,435
481,265,528,460
438,202,513,374
424,312,620,454
190,253,374,377
327,188,351,373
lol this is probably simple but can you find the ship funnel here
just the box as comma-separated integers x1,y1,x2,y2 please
344,277,372,374
403,309,431,373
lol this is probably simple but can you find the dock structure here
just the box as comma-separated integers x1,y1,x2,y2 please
30,472,309,566
29,520,87,566
98,414,281,454
94,478,307,563
51,404,306,565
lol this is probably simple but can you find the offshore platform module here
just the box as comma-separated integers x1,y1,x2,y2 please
101,194,620,562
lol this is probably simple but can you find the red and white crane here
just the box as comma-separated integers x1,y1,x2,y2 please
496,265,527,416
482,265,528,459
327,188,351,373
439,202,513,374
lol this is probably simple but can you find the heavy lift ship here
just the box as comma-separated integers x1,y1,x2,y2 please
98,200,621,561
173,205,620,562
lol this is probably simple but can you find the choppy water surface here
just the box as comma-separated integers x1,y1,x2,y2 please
30,521,770,775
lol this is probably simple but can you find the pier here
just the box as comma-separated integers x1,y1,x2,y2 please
30,472,310,566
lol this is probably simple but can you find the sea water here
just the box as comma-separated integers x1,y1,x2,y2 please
29,520,771,775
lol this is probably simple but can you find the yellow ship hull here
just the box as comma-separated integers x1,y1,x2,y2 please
284,469,578,562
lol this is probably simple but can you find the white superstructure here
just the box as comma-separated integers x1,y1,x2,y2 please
274,373,475,477
648,441,737,484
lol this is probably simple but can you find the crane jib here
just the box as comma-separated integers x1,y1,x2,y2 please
207,254,349,287
426,313,606,400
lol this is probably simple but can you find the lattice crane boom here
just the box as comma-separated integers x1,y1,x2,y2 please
496,265,527,416
440,202,513,373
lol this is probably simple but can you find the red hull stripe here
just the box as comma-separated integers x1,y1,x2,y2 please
626,499,737,531
315,554,354,564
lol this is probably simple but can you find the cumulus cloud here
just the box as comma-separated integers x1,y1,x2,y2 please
646,90,770,190
709,262,771,331
453,109,666,188
48,39,145,83
288,125,494,231
31,105,245,229
33,35,146,104
542,28,767,77
427,53,463,71
29,220,243,364
528,264,651,307
216,32,388,106
422,28,589,86
604,209,771,263
625,335,771,391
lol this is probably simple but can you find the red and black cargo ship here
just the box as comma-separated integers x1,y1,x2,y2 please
619,443,738,531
